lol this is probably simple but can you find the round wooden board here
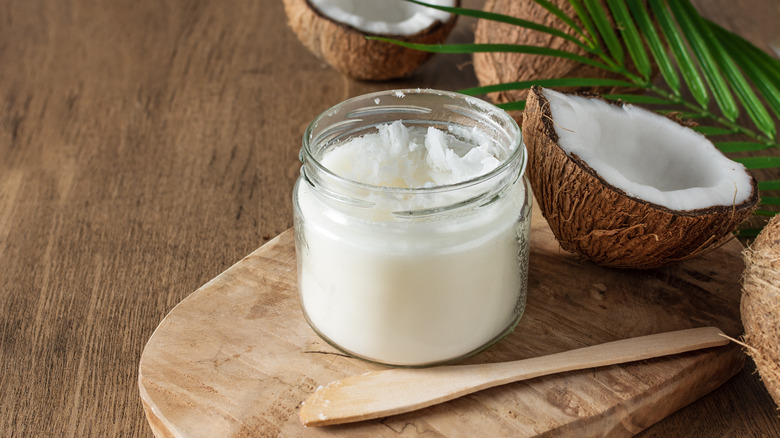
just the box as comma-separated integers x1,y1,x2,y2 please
139,206,745,437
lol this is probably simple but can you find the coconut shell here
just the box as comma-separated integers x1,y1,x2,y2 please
282,0,457,81
521,86,758,269
742,214,780,409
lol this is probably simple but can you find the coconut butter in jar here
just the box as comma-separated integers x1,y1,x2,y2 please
293,89,531,366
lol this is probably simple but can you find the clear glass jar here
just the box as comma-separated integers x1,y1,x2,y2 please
293,89,531,367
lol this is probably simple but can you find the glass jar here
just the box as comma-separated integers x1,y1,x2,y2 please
293,89,531,367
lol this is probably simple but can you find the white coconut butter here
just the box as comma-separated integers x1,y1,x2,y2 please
320,120,502,188
293,89,531,366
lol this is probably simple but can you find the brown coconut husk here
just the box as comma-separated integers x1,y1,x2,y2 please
741,214,780,408
282,0,458,81
473,0,645,122
521,86,758,269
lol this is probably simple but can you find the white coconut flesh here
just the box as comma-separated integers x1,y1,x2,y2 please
542,88,754,212
308,0,454,36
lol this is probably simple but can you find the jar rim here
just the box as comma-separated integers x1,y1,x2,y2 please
301,88,525,195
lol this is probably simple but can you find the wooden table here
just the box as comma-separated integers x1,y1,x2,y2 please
1,0,778,436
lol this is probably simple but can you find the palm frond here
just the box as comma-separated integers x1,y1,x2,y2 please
606,0,651,79
692,126,738,136
690,14,777,138
760,196,780,206
758,180,780,191
366,38,612,70
583,0,624,65
533,0,590,43
667,0,737,120
709,22,780,122
603,93,674,105
715,141,773,154
738,228,762,238
568,0,600,49
461,77,636,95
626,0,680,93
649,1,709,107
735,156,780,169
496,101,527,112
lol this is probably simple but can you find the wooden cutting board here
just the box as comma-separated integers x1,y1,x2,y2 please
138,205,745,437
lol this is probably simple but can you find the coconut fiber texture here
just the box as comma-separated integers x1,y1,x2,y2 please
521,86,758,269
742,214,780,409
283,0,457,81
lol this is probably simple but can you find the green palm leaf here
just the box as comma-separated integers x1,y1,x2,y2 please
626,0,680,93
734,156,780,169
497,101,527,112
533,0,590,43
461,77,636,95
715,141,773,154
650,1,709,107
692,126,738,136
568,0,600,48
674,0,776,139
710,22,780,121
583,0,624,65
366,38,611,70
738,228,762,238
760,196,780,206
759,180,780,191
667,0,738,120
603,94,675,105
606,0,651,79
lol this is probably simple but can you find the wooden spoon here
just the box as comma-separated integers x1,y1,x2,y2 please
299,326,729,427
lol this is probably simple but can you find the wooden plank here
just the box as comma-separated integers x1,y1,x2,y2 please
138,205,745,437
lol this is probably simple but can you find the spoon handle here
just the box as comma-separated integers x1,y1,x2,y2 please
299,326,729,427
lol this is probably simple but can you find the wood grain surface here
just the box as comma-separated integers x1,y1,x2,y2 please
1,0,779,437
139,204,746,437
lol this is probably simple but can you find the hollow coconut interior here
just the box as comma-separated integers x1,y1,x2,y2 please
542,88,754,212
308,0,454,36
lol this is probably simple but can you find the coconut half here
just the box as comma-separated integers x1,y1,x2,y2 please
283,0,457,81
741,214,780,409
522,86,758,268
